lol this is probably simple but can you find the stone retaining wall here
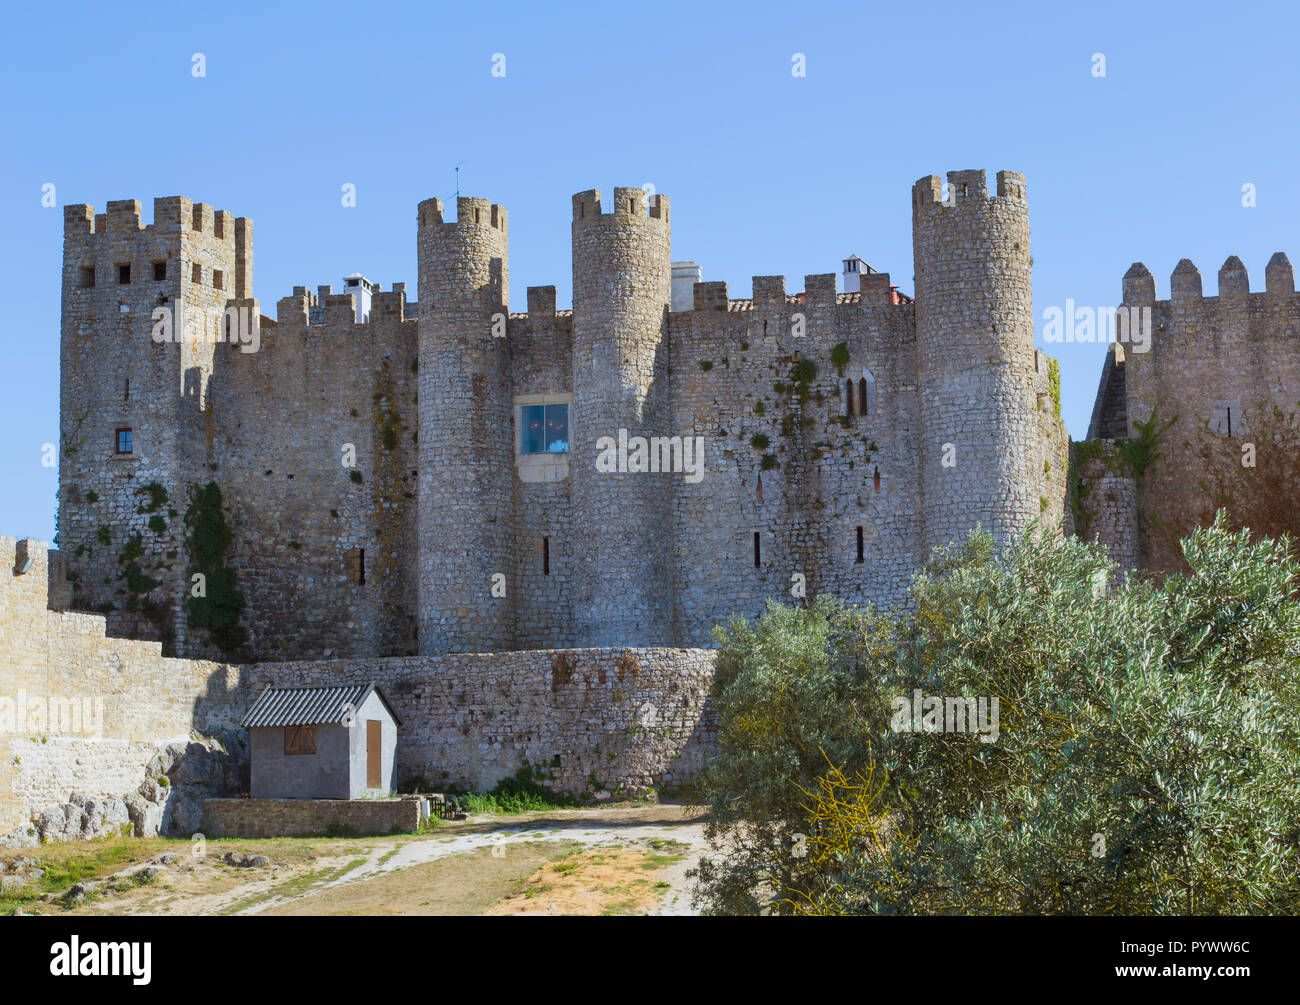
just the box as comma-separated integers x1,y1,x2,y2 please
202,797,422,838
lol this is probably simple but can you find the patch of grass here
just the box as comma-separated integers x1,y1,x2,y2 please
0,837,176,916
461,765,583,815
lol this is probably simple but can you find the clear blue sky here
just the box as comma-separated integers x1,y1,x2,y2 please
2,0,1296,543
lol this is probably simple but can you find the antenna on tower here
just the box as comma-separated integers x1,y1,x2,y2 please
455,162,464,200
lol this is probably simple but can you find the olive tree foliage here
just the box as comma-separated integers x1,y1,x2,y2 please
691,515,1300,915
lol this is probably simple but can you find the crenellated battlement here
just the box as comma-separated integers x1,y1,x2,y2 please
912,169,1027,211
1122,254,1298,307
63,196,249,242
684,273,912,314
417,196,507,233
571,187,669,224
271,283,415,329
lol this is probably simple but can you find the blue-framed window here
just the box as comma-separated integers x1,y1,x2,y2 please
115,428,133,454
521,403,569,454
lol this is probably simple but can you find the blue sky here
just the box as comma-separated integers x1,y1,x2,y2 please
2,0,1296,542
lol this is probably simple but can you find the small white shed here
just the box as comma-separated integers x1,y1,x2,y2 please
242,682,401,800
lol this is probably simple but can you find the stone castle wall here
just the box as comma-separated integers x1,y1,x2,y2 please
0,536,245,840
1108,255,1300,571
0,538,716,842
1070,442,1140,572
209,286,420,659
58,198,251,654
247,647,716,796
56,172,1069,663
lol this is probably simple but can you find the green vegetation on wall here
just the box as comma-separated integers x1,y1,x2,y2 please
183,481,248,658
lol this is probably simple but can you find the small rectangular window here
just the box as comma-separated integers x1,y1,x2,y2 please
345,547,366,585
543,536,550,575
115,428,133,455
856,526,865,563
753,531,761,568
522,403,569,454
284,725,316,755
152,261,167,281
192,263,202,284
117,264,131,285
78,266,95,288
213,269,224,291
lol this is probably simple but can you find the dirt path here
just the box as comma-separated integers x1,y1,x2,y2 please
54,803,710,917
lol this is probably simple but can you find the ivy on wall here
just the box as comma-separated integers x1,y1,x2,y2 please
183,481,248,658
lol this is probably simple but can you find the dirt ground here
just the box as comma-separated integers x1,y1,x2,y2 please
4,803,711,917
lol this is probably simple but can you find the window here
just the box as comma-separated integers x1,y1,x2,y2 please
152,261,167,281
543,536,550,575
856,526,865,563
846,378,856,415
117,264,131,285
115,428,133,455
522,403,569,454
1209,400,1246,438
78,266,95,288
192,263,202,284
753,531,761,568
345,547,366,585
873,466,881,493
858,370,877,418
213,269,224,291
284,725,316,755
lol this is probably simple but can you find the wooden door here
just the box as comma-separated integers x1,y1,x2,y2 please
366,720,382,788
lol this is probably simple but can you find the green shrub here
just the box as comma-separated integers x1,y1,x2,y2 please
694,515,1300,916
460,764,583,815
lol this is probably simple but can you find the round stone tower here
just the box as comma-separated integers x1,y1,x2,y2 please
416,196,513,654
570,187,673,645
912,169,1038,556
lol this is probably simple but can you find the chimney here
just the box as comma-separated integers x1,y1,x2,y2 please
671,261,702,312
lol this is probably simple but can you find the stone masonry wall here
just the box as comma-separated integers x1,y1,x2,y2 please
0,536,245,839
668,281,922,639
58,174,1068,661
1117,255,1300,571
1071,443,1140,571
913,170,1046,555
202,797,422,838
247,647,716,797
208,286,420,660
58,198,251,654
1,540,716,839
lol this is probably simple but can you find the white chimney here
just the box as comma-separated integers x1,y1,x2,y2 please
343,272,375,323
841,255,875,293
671,261,702,312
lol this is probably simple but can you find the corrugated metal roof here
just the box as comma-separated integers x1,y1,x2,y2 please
241,682,401,728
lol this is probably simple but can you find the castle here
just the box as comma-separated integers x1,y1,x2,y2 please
55,169,1069,662
8,166,1296,839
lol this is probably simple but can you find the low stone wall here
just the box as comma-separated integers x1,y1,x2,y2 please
249,647,717,798
203,797,423,838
